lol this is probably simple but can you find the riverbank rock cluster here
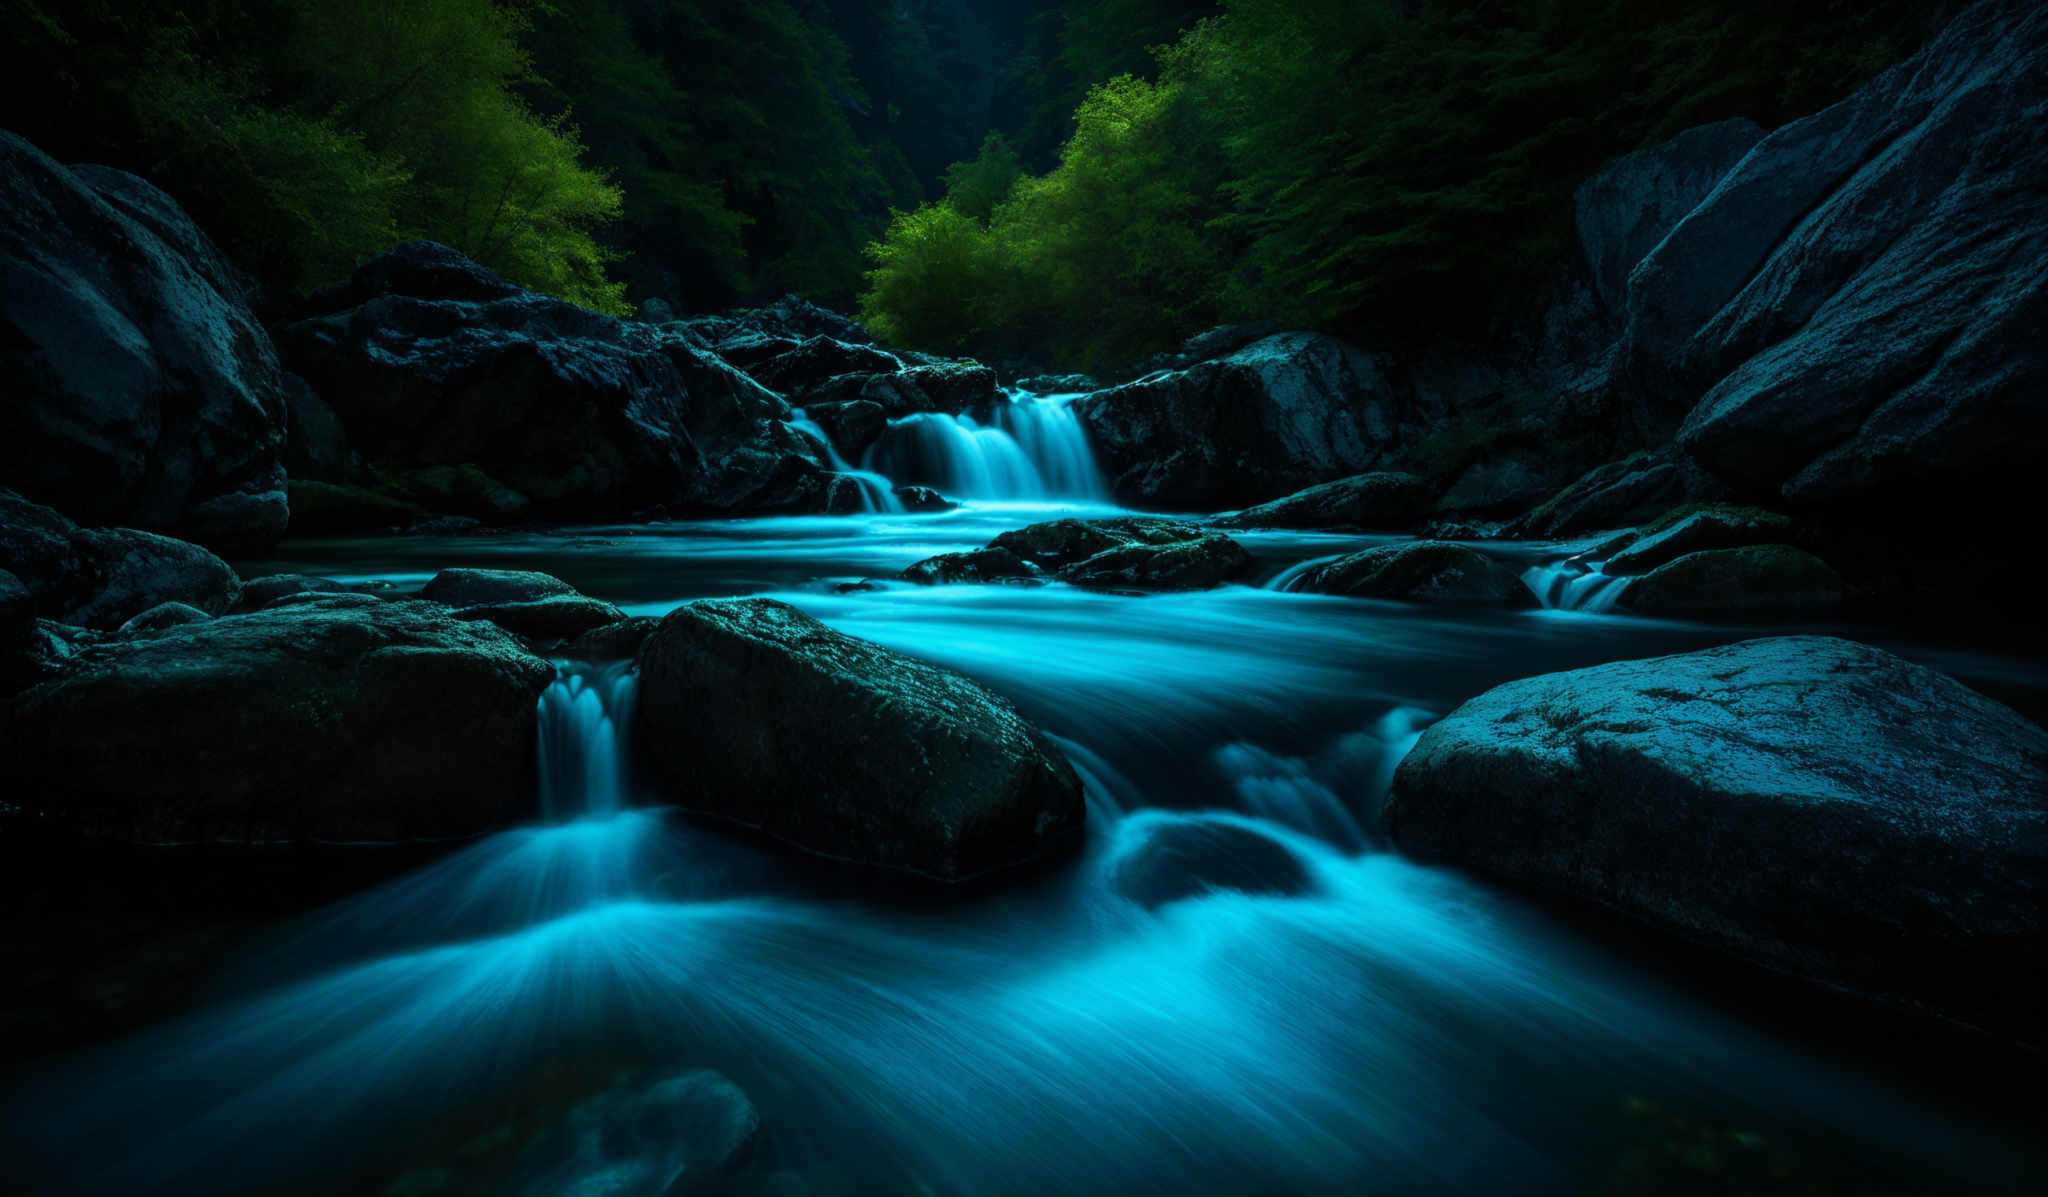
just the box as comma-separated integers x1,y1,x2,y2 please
901,517,1255,592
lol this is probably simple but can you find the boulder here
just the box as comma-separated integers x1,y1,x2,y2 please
1112,817,1314,910
116,602,212,635
1604,506,1794,575
1,602,555,842
1573,119,1766,316
452,596,627,642
807,399,888,460
278,243,833,521
418,568,577,607
1297,541,1535,607
0,134,287,551
235,574,350,611
1511,447,1733,539
1214,472,1434,531
1384,636,2048,1043
566,616,661,661
2,490,240,629
983,518,1253,591
1617,545,1844,618
1076,333,1440,507
633,598,1085,885
741,336,902,399
901,547,1034,586
1621,0,2048,515
891,485,955,513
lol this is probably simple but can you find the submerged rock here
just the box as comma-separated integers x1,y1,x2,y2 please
0,132,287,552
1297,541,1534,607
1603,506,1793,575
634,598,1085,885
901,547,1034,586
2,602,555,842
958,517,1255,591
1214,472,1434,531
1384,636,2048,1043
1113,817,1314,910
1617,544,1844,617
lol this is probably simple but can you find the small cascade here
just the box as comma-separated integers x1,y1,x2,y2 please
535,661,639,820
1265,553,1345,593
1213,742,1369,850
1522,559,1629,613
788,409,904,513
862,389,1108,500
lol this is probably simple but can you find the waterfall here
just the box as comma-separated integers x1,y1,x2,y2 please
788,410,904,513
1521,559,1628,613
1265,553,1347,593
862,389,1108,501
535,661,638,820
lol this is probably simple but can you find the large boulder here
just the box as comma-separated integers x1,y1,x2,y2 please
975,518,1254,591
1573,119,1766,316
0,133,287,551
633,598,1085,885
1,602,556,842
1,490,240,629
1510,447,1734,539
277,243,835,520
1616,544,1845,618
1620,0,2048,516
1075,333,1444,507
1384,636,2048,1043
1296,541,1535,607
1213,472,1434,531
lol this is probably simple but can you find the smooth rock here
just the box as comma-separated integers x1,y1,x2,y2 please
419,568,578,607
1617,544,1844,617
452,595,627,642
1384,635,2048,1043
633,598,1085,885
116,602,211,635
566,617,661,661
1113,817,1314,910
1604,506,1794,575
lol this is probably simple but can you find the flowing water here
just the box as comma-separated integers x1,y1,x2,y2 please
7,467,2045,1194
863,390,1106,501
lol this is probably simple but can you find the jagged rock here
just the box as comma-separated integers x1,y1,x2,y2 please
633,598,1085,885
1014,373,1099,393
1214,472,1434,531
1574,119,1766,315
1604,506,1794,575
1112,817,1314,910
1384,636,2048,1043
1617,545,1844,618
991,517,1202,570
977,518,1254,591
1512,447,1734,539
279,243,835,521
1297,541,1535,607
901,547,1034,586
741,336,902,400
806,399,888,460
1619,1,2048,517
0,133,287,551
1,602,555,842
1076,333,1441,507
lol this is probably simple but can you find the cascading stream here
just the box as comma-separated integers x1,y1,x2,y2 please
788,409,905,513
863,389,1108,501
536,661,639,820
1522,558,1628,613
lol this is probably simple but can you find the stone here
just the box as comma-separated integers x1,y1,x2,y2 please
115,602,212,635
1213,472,1434,531
418,568,578,607
1297,541,1535,607
1112,817,1314,910
1604,506,1794,575
1616,545,1844,618
633,598,1085,885
1384,635,2048,1043
900,547,1034,586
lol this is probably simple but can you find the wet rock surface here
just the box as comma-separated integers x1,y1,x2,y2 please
1296,541,1535,607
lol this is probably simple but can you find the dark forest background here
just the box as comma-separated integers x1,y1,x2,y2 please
3,1,1954,368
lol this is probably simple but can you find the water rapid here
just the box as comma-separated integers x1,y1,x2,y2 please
788,408,905,513
863,389,1108,500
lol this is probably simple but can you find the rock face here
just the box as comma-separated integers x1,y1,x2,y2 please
278,242,835,521
1214,472,1434,531
1625,0,2048,516
1076,333,1441,507
1384,636,2048,1043
1297,541,1535,607
1617,545,1844,618
1511,447,1733,539
0,133,288,551
1,490,240,630
633,598,1085,885
2,602,555,842
1573,119,1766,315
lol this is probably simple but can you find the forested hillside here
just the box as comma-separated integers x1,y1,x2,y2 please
4,0,1949,352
